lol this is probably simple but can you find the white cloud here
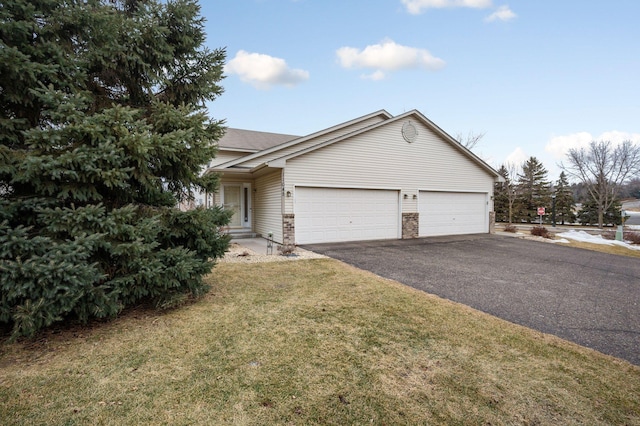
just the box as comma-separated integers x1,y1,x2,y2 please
505,147,528,166
224,50,309,90
485,5,517,22
544,131,640,160
336,39,445,79
402,0,492,14
544,132,593,160
599,131,640,144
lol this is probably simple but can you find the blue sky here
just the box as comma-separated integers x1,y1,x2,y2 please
201,0,640,180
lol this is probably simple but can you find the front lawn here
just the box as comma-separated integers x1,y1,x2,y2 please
1,259,638,425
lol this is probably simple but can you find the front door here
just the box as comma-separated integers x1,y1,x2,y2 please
222,184,251,228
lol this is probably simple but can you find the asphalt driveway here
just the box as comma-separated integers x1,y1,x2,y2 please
303,234,640,366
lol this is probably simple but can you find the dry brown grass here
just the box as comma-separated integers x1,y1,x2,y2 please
557,239,640,258
1,259,639,425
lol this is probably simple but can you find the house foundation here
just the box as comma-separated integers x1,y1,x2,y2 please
402,212,419,239
283,214,295,246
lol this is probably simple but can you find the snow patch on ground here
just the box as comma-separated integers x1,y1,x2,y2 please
557,230,640,251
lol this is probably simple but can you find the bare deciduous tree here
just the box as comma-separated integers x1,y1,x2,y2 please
503,162,520,224
561,140,640,228
495,162,520,224
455,131,485,150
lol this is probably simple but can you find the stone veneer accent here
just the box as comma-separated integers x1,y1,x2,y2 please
489,211,496,234
283,214,295,246
402,212,419,239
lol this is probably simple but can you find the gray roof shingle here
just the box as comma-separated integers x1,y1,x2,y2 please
218,128,299,152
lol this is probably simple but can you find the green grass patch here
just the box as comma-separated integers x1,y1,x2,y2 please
1,259,639,425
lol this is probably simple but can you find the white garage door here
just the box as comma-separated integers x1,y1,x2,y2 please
419,191,488,237
295,187,400,244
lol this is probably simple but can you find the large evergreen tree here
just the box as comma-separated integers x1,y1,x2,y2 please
516,157,551,223
494,165,509,223
578,198,624,226
554,171,576,225
0,0,230,338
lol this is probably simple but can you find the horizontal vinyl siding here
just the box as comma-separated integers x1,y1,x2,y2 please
254,170,283,243
238,116,387,169
284,120,494,214
210,151,250,167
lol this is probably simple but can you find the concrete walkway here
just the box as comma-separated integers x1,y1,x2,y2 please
230,237,272,255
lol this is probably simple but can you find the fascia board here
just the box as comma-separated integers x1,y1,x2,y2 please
217,147,258,154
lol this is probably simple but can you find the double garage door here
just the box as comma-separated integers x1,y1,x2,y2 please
295,187,488,244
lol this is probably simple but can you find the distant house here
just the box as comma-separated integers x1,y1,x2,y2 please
203,109,503,245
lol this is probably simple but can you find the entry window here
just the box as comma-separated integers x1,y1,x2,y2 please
244,187,249,222
223,185,241,227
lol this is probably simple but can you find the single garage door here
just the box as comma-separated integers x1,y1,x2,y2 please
419,191,488,237
295,187,400,244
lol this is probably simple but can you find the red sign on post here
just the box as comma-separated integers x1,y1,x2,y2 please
537,207,546,215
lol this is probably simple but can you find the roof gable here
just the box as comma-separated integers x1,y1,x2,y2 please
271,110,501,179
212,110,393,170
211,109,502,181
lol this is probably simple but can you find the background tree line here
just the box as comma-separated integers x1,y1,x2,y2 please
494,140,640,227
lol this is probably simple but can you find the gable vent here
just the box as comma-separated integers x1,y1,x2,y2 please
402,121,418,143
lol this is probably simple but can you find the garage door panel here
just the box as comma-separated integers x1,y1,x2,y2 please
295,187,400,244
419,191,487,237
